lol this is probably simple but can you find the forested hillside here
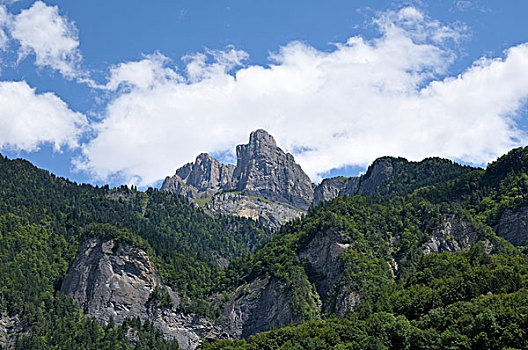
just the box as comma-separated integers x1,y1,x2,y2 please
207,147,528,349
2,147,528,349
207,246,528,349
0,154,269,348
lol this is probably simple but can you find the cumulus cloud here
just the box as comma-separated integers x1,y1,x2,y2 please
0,81,87,152
103,52,181,91
78,7,528,185
9,1,82,78
0,5,8,50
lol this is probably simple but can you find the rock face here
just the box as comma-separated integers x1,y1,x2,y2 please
295,213,489,317
61,239,165,324
161,153,235,199
61,238,227,350
422,214,486,255
298,228,352,315
205,192,303,231
161,130,313,228
312,158,394,207
356,158,394,195
220,278,294,339
313,178,348,206
313,177,360,206
0,314,25,349
232,130,314,210
61,238,303,347
495,207,528,246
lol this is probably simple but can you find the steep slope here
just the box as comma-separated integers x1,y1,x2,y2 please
4,144,528,349
417,146,528,246
162,130,313,229
0,154,269,348
312,157,474,205
214,193,506,337
61,238,226,350
209,149,528,342
231,129,314,210
206,247,528,350
161,153,235,199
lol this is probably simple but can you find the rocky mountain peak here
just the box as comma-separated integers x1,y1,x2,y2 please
161,152,235,199
162,130,314,214
249,129,277,147
356,157,395,195
233,130,314,210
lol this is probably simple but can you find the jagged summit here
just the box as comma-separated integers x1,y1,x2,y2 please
161,152,235,199
233,130,313,210
161,130,314,227
246,129,277,148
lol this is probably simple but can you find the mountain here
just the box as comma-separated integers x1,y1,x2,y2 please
161,130,314,229
3,146,528,349
161,153,235,199
313,156,474,205
161,131,472,231
0,154,269,349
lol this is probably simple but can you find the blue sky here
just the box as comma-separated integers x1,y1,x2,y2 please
0,0,528,187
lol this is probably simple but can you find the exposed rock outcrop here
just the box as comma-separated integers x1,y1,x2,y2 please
61,238,305,346
494,207,528,246
356,158,394,195
205,192,303,231
298,229,351,301
232,130,314,210
0,314,25,349
61,239,165,324
220,278,295,339
422,214,486,255
162,130,313,228
313,178,349,206
313,177,361,206
296,213,490,316
61,238,227,350
161,153,235,199
312,156,473,206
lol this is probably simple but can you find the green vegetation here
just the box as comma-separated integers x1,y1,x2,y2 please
207,148,528,349
206,245,528,350
192,197,212,207
364,156,475,197
13,294,179,349
3,146,528,349
0,154,270,348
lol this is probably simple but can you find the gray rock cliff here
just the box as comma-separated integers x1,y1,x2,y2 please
311,158,395,207
313,178,348,206
313,177,361,206
204,192,303,231
161,130,313,228
494,207,528,246
295,213,490,317
422,214,489,255
356,158,394,195
161,153,235,199
220,277,295,339
61,238,227,350
232,130,314,210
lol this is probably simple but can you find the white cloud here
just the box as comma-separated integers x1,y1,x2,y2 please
103,52,181,91
9,1,82,78
78,7,528,186
0,80,87,152
0,5,8,50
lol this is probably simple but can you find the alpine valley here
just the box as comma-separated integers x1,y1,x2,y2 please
2,130,528,349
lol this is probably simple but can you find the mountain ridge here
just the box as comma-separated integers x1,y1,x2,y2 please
2,145,528,349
